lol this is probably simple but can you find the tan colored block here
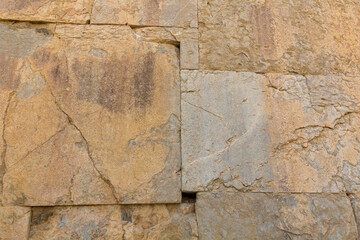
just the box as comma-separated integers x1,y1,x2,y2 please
196,193,358,239
182,70,360,193
134,27,199,70
0,22,181,205
29,204,198,239
199,0,360,75
0,0,93,23
0,206,31,240
91,0,197,27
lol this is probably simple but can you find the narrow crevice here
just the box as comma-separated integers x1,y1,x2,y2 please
182,192,196,203
0,91,16,193
346,193,360,238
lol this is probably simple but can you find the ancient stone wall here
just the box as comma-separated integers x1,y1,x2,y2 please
1,0,360,239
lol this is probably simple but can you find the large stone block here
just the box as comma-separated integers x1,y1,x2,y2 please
196,192,358,239
0,206,31,240
29,204,198,239
0,22,181,205
91,0,197,27
199,0,360,75
0,0,93,23
182,70,360,193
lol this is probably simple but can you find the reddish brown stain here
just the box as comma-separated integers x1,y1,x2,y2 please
0,55,21,90
73,52,155,113
143,0,161,25
251,5,276,56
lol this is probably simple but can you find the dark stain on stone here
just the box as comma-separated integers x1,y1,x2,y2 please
251,5,276,56
121,208,133,222
31,208,54,226
73,52,155,113
134,52,155,109
0,55,21,90
143,0,161,24
35,28,51,36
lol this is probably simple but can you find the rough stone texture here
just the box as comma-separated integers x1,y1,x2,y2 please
30,204,198,239
91,0,197,27
196,192,358,239
0,0,93,23
0,206,31,240
199,0,360,75
182,70,360,193
0,22,181,205
133,27,199,69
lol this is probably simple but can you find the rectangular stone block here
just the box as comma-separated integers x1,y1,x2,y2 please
0,206,31,240
91,0,197,27
199,0,360,75
0,0,93,23
196,192,358,239
133,27,199,70
0,22,181,205
182,70,360,193
29,204,198,239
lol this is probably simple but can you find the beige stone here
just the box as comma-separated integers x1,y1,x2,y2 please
0,22,181,205
0,206,31,240
0,0,93,23
133,27,199,69
181,70,360,193
199,0,360,75
30,204,198,239
91,0,197,27
196,192,358,239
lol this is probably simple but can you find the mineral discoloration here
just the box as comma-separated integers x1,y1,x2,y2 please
0,22,181,205
199,0,360,75
196,192,358,239
29,204,198,240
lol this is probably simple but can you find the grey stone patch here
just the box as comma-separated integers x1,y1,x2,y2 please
181,70,272,192
17,72,46,99
0,23,52,58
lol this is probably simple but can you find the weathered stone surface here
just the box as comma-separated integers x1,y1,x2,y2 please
0,0,93,23
134,27,199,69
91,0,197,27
196,192,358,239
182,70,360,193
0,22,181,205
30,203,198,239
199,0,360,75
0,206,31,240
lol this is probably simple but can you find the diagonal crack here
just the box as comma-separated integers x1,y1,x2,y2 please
1,91,16,194
46,83,120,204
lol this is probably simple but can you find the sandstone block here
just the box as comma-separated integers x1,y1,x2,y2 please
0,206,31,240
133,27,199,69
0,0,93,23
92,0,197,27
199,0,360,75
30,204,198,239
0,22,181,205
182,70,360,193
196,192,358,239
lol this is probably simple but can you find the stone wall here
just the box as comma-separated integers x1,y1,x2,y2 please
0,0,360,239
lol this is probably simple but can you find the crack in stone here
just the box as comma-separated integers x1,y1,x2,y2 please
346,193,359,238
1,90,16,194
44,79,120,204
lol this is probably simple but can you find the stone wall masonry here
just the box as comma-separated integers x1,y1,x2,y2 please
1,0,360,239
